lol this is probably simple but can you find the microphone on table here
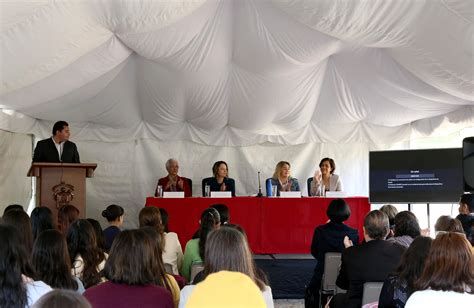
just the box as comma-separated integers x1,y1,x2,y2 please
257,171,263,197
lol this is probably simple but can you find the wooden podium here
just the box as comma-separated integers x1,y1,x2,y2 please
27,163,97,220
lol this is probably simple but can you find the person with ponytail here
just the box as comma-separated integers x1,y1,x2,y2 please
181,208,221,281
101,204,124,252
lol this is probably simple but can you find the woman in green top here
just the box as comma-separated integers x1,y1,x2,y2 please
181,208,221,281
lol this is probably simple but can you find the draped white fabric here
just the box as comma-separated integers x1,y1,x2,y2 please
1,0,472,145
0,0,473,223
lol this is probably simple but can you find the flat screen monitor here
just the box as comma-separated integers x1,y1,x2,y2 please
369,148,463,203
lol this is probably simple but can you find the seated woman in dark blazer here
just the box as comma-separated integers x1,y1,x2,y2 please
267,161,299,196
305,198,359,307
203,161,236,196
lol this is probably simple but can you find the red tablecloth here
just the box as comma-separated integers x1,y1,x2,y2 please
145,197,370,254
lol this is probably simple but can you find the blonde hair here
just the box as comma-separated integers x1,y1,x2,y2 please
272,161,290,179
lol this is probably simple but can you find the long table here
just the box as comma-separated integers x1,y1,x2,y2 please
145,197,370,254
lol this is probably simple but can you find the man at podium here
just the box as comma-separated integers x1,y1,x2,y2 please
33,121,80,163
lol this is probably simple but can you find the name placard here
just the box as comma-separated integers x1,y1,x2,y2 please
163,191,185,198
210,191,232,198
325,191,346,198
279,191,302,198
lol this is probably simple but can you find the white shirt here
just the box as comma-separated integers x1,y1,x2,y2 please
179,284,274,308
52,137,64,161
405,289,474,307
26,280,53,307
162,232,184,275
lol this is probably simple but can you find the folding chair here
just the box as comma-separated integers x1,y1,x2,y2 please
319,252,342,307
361,282,384,306
164,263,173,274
190,261,205,283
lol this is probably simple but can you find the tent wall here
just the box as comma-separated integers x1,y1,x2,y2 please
0,130,32,214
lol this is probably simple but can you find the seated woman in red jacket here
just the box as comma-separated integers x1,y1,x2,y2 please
156,158,192,197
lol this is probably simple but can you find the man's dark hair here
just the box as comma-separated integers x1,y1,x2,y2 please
52,121,69,135
210,204,229,224
326,198,351,223
460,193,474,213
364,210,389,240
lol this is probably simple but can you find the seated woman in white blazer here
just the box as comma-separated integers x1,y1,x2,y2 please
310,157,343,196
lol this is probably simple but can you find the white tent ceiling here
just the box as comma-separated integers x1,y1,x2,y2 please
1,0,473,146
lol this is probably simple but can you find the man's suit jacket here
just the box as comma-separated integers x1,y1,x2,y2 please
335,239,406,308
33,138,80,163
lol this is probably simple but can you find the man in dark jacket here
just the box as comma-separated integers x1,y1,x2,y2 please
456,193,474,241
331,210,405,308
33,121,80,163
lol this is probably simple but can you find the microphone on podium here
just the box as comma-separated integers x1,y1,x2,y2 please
257,171,263,197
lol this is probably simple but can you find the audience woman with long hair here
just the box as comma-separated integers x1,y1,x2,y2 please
140,227,182,308
139,206,183,276
86,218,107,253
101,204,124,251
405,232,474,307
31,229,85,293
378,236,433,308
84,229,173,308
179,227,274,308
181,208,221,281
30,207,54,240
0,224,52,308
58,205,79,234
2,209,34,255
67,219,107,289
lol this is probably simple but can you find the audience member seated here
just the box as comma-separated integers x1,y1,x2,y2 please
186,271,266,308
32,230,85,293
159,208,170,232
405,232,474,307
378,236,432,308
140,227,181,307
139,207,183,276
87,219,107,253
202,161,236,196
2,209,34,255
306,198,359,307
434,215,464,233
179,227,274,308
310,158,343,196
210,203,230,225
456,193,474,239
84,229,173,308
387,211,421,248
31,207,54,241
32,289,91,308
330,210,406,308
58,204,80,234
181,208,221,281
157,159,192,197
379,204,398,238
267,161,300,196
0,225,52,307
67,220,107,289
3,203,24,215
101,204,124,252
